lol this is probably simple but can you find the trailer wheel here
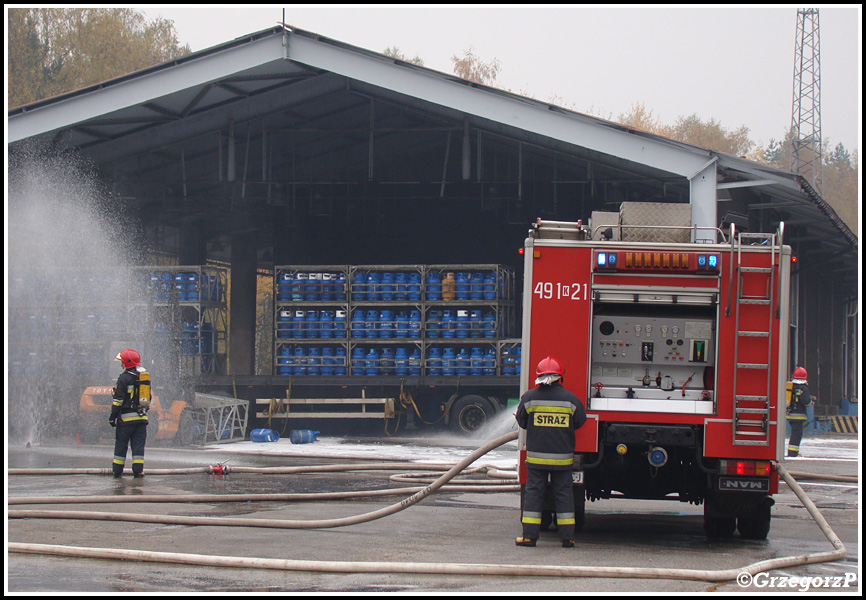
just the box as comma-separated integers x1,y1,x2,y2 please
175,410,195,447
449,394,494,435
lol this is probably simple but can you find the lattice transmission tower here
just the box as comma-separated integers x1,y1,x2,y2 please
789,8,823,195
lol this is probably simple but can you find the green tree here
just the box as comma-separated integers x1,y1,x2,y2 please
8,8,190,108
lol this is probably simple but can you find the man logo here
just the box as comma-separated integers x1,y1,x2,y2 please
718,477,769,492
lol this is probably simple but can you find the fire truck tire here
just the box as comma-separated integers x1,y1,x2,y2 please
175,410,196,447
737,503,772,540
449,395,495,435
703,515,736,538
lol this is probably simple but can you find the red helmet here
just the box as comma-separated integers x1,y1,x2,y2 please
536,356,565,377
115,349,141,369
792,366,808,381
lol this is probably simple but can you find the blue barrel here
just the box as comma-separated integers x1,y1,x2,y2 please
427,347,442,376
470,347,484,375
408,272,422,300
409,349,422,376
426,271,441,300
251,428,280,443
483,271,497,299
289,430,320,444
351,347,366,376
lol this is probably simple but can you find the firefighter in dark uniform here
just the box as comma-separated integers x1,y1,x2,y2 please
110,349,151,478
515,356,587,548
786,366,812,457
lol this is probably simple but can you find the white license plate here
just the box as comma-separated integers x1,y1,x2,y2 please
572,471,584,484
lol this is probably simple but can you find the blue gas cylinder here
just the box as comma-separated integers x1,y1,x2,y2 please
174,272,187,301
366,348,380,376
395,311,409,338
427,310,441,338
409,310,422,339
277,310,293,339
305,273,320,301
409,348,422,376
380,347,394,376
250,428,280,442
335,347,347,375
305,311,319,338
441,310,455,338
319,310,333,338
483,348,496,375
366,272,380,300
470,347,484,375
442,348,456,376
394,272,408,300
408,272,422,300
335,272,347,301
427,347,442,376
483,271,496,299
395,347,409,376
351,309,366,338
289,430,320,444
483,312,497,338
378,310,394,339
470,309,483,338
426,271,441,300
456,349,470,375
351,347,366,376
278,346,292,375
334,310,347,338
186,272,200,301
502,348,516,375
352,271,367,301
456,272,470,300
293,347,306,375
366,310,379,338
380,272,394,301
307,347,320,376
321,347,334,377
470,273,483,300
456,310,469,338
295,273,309,301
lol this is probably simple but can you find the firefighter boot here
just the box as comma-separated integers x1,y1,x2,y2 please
515,537,537,547
562,539,575,548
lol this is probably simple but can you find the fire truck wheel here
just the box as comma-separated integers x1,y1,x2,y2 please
737,502,771,540
175,410,195,447
449,395,494,435
703,514,736,538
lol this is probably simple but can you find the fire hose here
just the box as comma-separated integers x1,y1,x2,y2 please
8,431,850,583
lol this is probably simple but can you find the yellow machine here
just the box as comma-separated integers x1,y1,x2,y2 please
79,385,189,444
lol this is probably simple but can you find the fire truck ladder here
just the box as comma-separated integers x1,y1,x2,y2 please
731,230,779,446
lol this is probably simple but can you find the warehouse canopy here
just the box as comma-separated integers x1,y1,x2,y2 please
8,24,856,280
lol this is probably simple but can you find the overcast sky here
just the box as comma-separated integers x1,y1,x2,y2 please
145,5,861,154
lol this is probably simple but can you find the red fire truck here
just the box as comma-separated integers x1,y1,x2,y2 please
518,205,791,540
